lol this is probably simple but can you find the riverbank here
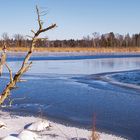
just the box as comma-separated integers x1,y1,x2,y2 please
0,110,127,140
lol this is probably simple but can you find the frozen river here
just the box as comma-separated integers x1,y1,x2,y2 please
1,54,140,140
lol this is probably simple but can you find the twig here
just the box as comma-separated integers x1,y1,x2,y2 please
9,97,26,107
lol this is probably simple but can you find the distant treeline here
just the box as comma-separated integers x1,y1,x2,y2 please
0,32,140,48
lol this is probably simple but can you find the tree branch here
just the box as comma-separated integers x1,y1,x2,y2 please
31,30,36,34
0,5,56,105
36,5,42,30
5,63,13,82
35,24,56,36
26,35,33,39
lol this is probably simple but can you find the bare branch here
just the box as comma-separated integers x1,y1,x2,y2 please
41,24,56,32
36,5,42,30
18,79,27,82
5,63,13,82
40,13,47,17
40,10,48,14
31,30,36,34
35,24,56,36
26,35,33,39
0,5,56,105
9,97,26,107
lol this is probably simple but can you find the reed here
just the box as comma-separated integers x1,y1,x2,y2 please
2,46,140,53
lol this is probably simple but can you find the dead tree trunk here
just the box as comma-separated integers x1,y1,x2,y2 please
0,6,56,105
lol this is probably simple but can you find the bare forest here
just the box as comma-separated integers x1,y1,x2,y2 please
1,32,140,49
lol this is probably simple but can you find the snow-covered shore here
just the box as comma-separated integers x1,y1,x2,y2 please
0,111,127,140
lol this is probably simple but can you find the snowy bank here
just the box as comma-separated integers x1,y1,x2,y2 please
0,111,127,140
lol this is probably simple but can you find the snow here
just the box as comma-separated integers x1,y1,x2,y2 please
26,120,50,131
18,130,41,140
1,136,20,140
0,110,127,140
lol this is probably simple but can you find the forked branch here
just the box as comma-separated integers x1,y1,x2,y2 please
0,6,56,105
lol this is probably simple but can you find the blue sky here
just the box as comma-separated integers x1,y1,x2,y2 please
0,0,140,40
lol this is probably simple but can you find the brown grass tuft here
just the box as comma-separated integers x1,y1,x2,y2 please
90,114,100,140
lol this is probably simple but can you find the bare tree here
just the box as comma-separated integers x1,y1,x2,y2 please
2,33,9,41
1,33,10,48
0,6,56,105
92,32,100,47
14,34,24,47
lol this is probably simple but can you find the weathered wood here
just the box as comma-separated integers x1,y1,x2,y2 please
0,6,56,105
5,63,13,82
0,43,7,76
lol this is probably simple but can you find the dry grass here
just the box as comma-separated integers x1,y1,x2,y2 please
90,114,100,140
91,129,100,140
1,46,140,53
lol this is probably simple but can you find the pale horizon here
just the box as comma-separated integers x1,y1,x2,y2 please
0,0,140,40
